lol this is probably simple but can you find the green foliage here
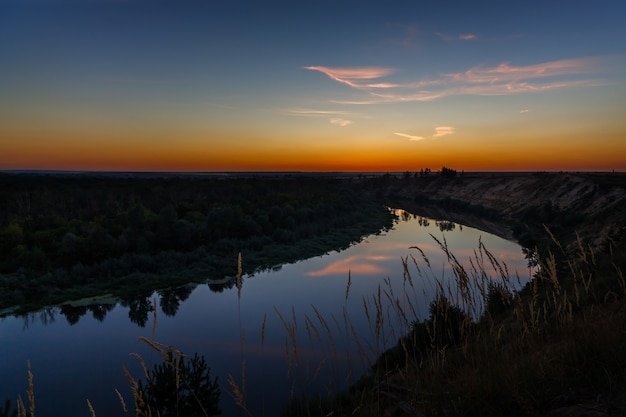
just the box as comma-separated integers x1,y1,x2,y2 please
137,351,221,417
0,223,24,254
0,174,395,314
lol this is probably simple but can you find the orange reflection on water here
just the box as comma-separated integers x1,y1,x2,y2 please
305,255,392,277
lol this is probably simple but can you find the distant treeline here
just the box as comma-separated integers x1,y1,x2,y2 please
0,174,395,313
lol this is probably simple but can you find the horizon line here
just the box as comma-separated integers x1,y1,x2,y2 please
2,169,623,176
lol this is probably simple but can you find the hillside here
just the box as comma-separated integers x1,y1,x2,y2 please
316,171,626,417
377,172,626,255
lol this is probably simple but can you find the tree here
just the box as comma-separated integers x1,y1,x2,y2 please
137,351,221,417
0,223,23,253
440,166,457,178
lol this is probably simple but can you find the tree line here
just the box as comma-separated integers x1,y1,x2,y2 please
0,173,395,313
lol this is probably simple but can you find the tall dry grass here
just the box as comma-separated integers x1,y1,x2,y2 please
269,233,626,417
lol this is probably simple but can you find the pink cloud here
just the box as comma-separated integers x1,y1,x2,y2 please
304,66,396,88
448,57,603,84
330,118,353,127
308,57,608,104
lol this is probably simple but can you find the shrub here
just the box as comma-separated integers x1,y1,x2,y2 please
136,351,221,417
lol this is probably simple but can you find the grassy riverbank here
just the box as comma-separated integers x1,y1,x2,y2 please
276,232,625,417
274,172,626,416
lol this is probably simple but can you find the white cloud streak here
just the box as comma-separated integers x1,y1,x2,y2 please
287,108,353,116
437,32,478,41
393,132,426,141
286,108,356,127
330,118,353,127
433,126,455,137
306,57,608,105
395,126,455,141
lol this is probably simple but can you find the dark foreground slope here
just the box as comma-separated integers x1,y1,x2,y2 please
291,172,626,417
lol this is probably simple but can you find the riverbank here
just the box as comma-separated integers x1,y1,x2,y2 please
297,172,626,417
375,171,626,255
0,174,396,316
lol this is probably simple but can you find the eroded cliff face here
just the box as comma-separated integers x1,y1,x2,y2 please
380,172,626,252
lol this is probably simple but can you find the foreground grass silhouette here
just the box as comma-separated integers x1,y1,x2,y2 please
8,233,626,417
273,233,626,417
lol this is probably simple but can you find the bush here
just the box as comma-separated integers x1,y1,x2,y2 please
426,293,471,349
137,351,221,417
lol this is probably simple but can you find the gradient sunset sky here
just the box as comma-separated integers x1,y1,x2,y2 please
1,0,625,172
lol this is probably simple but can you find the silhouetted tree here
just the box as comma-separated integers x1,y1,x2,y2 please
122,296,153,327
485,282,513,319
440,166,457,178
158,286,193,317
89,304,115,322
427,293,470,349
60,305,88,325
137,351,221,417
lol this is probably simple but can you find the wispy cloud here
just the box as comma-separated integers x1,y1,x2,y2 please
330,118,353,127
433,126,455,137
306,57,608,105
436,32,478,41
395,126,455,141
519,109,529,113
445,58,601,84
304,66,396,89
287,108,352,116
286,108,356,127
394,132,426,141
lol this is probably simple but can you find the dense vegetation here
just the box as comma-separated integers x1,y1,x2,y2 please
0,173,395,314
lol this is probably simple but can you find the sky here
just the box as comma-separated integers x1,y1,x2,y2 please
1,0,625,172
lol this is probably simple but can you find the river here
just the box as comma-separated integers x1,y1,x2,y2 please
0,208,532,417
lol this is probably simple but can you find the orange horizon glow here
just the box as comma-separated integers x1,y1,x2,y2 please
2,130,624,172
2,151,625,173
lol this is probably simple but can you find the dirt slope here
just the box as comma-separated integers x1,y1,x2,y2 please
381,172,626,251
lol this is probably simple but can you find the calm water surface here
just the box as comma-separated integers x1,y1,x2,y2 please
0,209,532,417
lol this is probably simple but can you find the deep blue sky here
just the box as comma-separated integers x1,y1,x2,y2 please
2,0,625,171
